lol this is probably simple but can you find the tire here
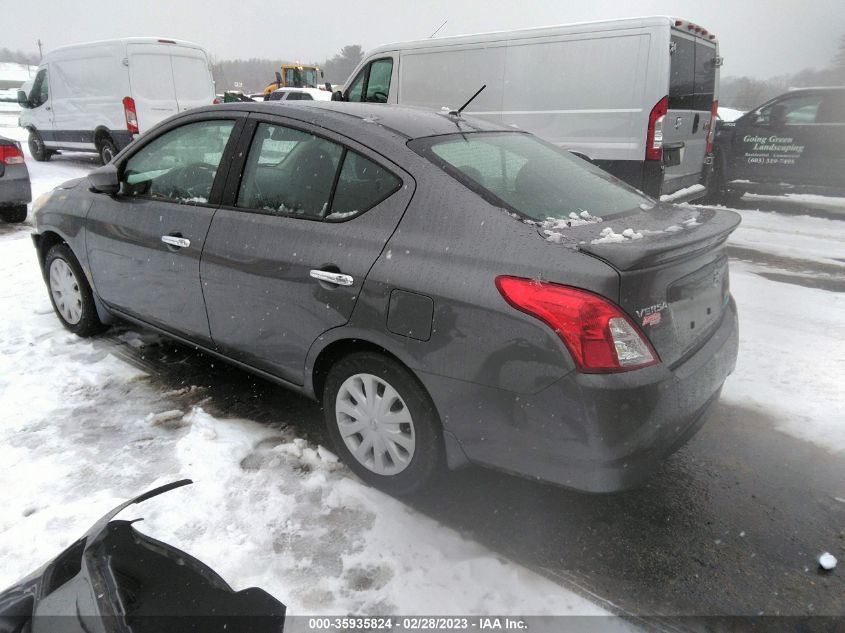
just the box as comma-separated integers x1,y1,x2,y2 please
97,135,118,165
27,130,51,162
701,156,744,207
0,205,27,223
322,352,444,495
44,244,108,337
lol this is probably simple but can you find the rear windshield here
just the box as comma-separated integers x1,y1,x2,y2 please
670,36,716,111
409,132,649,221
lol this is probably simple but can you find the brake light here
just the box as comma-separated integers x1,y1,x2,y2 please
123,96,139,134
706,99,719,154
0,144,25,165
645,96,668,161
212,98,221,105
495,276,658,373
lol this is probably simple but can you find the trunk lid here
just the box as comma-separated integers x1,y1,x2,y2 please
540,204,740,366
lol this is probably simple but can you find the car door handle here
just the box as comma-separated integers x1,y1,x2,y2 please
161,235,190,248
310,269,354,286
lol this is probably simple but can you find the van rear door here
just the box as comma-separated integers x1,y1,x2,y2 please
127,43,178,132
170,47,215,112
662,34,717,195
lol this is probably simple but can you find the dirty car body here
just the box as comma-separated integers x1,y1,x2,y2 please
30,102,740,493
0,481,285,633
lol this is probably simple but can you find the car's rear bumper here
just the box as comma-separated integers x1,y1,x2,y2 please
0,167,32,205
421,297,739,492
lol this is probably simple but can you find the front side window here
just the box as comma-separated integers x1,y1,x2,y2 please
237,122,401,220
30,68,49,107
816,93,845,124
756,94,824,126
345,58,393,103
411,133,648,220
121,119,235,203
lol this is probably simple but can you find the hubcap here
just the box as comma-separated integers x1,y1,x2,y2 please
335,373,416,476
49,258,83,325
102,145,114,163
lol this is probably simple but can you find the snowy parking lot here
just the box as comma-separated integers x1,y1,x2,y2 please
1,124,843,627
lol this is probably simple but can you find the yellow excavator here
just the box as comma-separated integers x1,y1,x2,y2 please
261,64,325,97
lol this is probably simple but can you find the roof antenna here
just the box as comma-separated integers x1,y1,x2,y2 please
449,84,486,116
429,20,447,38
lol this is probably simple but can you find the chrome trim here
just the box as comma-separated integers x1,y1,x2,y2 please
161,235,190,248
310,269,354,286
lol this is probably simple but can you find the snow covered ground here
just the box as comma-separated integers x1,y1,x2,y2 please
1,122,843,622
0,128,627,623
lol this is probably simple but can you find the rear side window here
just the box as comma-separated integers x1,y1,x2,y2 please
411,132,648,220
816,93,845,124
327,151,401,220
122,119,235,203
237,122,401,220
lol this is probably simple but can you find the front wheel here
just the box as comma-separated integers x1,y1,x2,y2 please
323,352,444,495
44,244,108,337
28,130,51,162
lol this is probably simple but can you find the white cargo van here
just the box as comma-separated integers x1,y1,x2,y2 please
335,17,721,199
18,38,216,164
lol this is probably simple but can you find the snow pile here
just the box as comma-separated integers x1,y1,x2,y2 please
591,227,643,244
818,553,837,571
541,210,603,242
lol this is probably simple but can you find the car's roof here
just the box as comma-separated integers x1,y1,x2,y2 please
271,88,326,94
202,102,514,141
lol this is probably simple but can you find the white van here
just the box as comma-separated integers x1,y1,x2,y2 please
18,38,216,164
336,17,721,200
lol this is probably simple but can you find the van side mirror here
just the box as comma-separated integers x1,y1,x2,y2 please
324,82,333,92
17,90,31,109
89,163,120,194
331,90,344,102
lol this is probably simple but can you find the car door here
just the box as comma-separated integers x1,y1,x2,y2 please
200,115,413,385
812,90,845,188
728,91,825,186
86,112,245,344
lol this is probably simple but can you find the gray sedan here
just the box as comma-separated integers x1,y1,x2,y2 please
0,134,31,223
30,102,740,495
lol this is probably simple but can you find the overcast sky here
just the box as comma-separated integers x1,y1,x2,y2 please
3,0,844,78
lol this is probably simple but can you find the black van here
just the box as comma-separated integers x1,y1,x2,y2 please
707,87,845,203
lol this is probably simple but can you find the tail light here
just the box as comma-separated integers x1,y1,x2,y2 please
706,99,719,154
0,143,25,165
123,96,139,134
496,276,658,373
212,98,221,105
645,96,668,161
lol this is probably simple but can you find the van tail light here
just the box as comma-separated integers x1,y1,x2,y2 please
212,98,221,104
0,143,25,165
123,96,139,134
706,99,719,154
495,276,658,373
645,96,668,161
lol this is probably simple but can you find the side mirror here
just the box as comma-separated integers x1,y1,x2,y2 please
17,90,30,109
88,163,120,194
324,82,333,92
331,90,344,102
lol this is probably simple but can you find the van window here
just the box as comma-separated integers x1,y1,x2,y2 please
411,132,648,220
669,36,695,110
171,54,213,104
121,119,235,203
346,58,393,103
30,68,49,107
237,123,342,217
693,42,716,111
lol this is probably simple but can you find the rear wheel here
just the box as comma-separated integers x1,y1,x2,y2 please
0,205,27,223
44,244,108,337
27,130,51,162
702,156,744,206
96,135,118,164
323,352,444,495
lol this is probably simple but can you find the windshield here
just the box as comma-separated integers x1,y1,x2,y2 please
410,132,649,221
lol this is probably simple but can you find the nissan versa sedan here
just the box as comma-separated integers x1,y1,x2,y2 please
0,133,32,223
30,102,740,495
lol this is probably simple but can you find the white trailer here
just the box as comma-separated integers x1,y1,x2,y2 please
337,17,721,199
18,38,216,164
